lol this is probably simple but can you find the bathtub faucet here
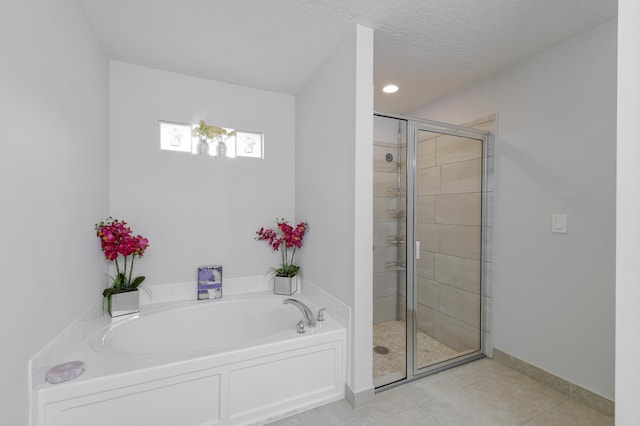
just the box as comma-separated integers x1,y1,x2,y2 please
283,299,316,328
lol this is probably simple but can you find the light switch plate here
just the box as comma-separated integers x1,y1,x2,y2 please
551,214,568,234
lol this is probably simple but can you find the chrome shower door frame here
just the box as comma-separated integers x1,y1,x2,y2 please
375,112,491,386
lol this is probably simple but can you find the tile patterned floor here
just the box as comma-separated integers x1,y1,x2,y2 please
266,358,614,426
373,320,458,387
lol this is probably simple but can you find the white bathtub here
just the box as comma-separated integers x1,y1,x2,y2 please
36,294,346,426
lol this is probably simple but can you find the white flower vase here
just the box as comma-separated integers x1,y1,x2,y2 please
197,137,209,155
274,275,298,295
216,140,227,157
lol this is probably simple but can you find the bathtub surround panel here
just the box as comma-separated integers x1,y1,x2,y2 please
411,20,616,399
29,275,266,398
37,294,346,426
30,278,267,391
30,277,350,404
229,348,337,417
298,280,351,336
56,374,221,426
30,299,109,393
40,341,345,426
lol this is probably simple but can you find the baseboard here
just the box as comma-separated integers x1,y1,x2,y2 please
492,348,614,417
344,383,375,409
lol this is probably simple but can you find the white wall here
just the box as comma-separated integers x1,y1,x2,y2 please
616,0,640,421
296,25,374,394
109,62,296,286
0,0,109,424
411,20,617,399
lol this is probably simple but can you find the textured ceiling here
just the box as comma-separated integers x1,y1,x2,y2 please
77,0,617,114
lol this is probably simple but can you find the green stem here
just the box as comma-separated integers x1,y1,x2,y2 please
128,255,135,287
123,255,128,286
290,246,297,268
281,244,286,270
114,258,121,289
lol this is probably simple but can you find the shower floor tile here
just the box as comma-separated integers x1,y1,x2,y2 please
373,320,458,387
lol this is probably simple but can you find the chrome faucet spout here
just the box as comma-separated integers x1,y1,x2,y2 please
283,298,316,328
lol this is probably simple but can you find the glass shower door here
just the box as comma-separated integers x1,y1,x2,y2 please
413,127,483,372
373,113,489,388
372,115,407,387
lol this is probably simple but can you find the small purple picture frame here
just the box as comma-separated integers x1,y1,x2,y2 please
198,265,222,300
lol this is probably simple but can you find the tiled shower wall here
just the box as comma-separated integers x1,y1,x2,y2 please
416,116,495,352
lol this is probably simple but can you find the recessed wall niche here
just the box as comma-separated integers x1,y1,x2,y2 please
159,120,264,159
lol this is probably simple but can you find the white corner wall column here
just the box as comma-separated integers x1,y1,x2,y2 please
295,24,374,401
352,24,374,402
616,0,640,422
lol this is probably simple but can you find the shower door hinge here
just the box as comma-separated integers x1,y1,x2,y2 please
416,241,421,259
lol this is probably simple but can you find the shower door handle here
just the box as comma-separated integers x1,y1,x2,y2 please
416,241,420,259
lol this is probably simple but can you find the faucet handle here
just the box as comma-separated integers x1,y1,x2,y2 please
317,308,326,322
296,320,306,333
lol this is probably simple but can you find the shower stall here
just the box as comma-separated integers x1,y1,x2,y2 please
372,113,493,388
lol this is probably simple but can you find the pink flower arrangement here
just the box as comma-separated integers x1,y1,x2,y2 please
256,219,308,277
95,217,149,298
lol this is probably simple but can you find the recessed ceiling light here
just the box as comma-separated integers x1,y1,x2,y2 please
382,84,399,94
